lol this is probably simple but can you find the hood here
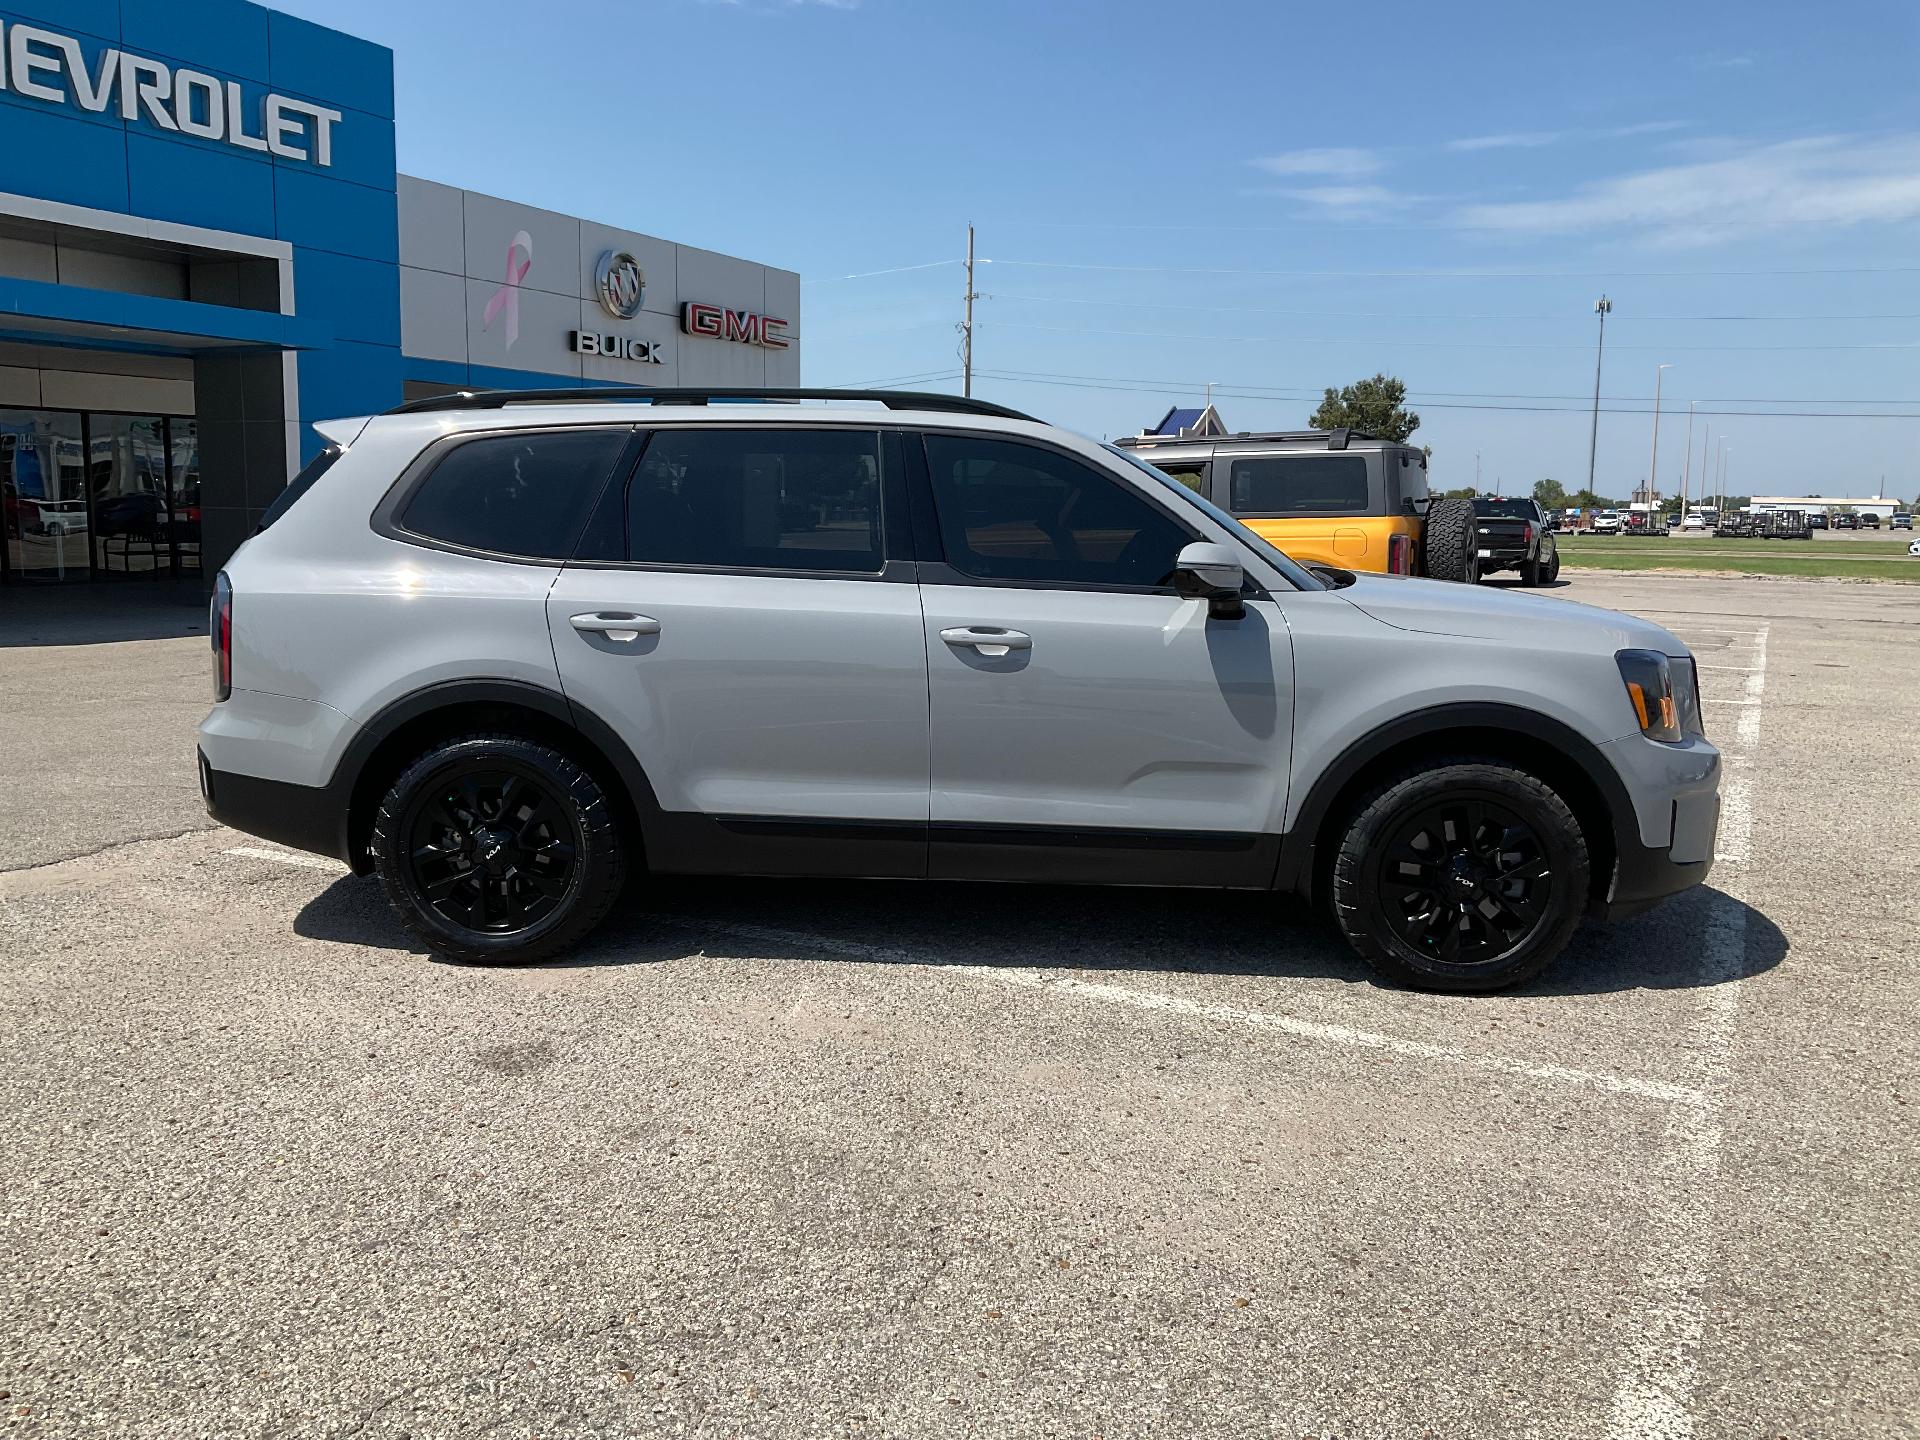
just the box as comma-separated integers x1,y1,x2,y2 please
1335,572,1689,656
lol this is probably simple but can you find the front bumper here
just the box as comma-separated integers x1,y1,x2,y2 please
1594,735,1722,919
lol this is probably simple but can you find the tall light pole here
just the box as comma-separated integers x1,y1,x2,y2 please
1680,401,1695,511
1646,363,1671,505
1586,295,1612,497
1700,419,1712,514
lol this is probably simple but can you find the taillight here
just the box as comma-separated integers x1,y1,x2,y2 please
211,571,232,701
1387,533,1411,575
1522,521,1534,545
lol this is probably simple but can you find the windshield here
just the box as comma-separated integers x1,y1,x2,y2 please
1103,444,1325,592
1473,498,1535,518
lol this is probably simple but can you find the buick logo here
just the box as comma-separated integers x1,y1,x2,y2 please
595,250,645,320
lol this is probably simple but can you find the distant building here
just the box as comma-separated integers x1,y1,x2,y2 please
1143,405,1227,439
1750,496,1896,520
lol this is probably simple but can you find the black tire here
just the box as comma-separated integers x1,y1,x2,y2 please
1545,549,1561,583
1423,498,1479,584
1329,758,1589,993
370,733,627,965
1520,556,1543,587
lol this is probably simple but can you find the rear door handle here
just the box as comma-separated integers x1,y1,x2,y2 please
569,612,660,643
940,626,1031,657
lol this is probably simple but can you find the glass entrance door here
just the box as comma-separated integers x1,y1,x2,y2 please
0,409,88,582
89,414,172,579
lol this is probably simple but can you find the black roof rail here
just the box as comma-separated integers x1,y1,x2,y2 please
1116,426,1382,450
383,386,1037,422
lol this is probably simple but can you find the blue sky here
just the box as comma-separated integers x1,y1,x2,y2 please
280,0,1920,502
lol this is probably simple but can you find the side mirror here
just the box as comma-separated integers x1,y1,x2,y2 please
1173,541,1245,620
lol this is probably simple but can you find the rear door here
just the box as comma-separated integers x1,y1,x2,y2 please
912,430,1294,885
546,424,930,877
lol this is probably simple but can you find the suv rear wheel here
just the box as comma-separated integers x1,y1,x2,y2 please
370,734,627,964
1330,758,1589,992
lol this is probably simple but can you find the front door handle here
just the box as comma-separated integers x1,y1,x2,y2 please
940,625,1031,657
569,611,660,643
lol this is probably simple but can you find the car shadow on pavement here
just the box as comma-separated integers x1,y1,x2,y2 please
293,871,1786,998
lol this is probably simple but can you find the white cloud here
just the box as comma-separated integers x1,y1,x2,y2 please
1448,132,1562,152
1451,135,1920,241
1700,53,1756,69
1250,147,1384,179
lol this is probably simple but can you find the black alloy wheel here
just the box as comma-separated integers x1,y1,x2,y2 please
404,764,578,935
371,733,627,964
1329,759,1589,992
1376,796,1551,968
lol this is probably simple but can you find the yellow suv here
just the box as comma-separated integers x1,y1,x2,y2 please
1114,426,1479,582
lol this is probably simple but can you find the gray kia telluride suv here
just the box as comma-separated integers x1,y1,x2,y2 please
199,388,1720,992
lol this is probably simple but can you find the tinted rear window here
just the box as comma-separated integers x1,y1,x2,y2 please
1229,455,1369,514
401,429,627,559
1474,498,1535,518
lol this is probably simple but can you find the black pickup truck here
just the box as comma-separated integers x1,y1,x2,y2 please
1471,497,1560,586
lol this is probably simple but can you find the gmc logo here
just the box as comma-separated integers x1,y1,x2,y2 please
681,301,789,350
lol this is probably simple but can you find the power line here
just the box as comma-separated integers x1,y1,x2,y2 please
966,369,1920,418
977,291,1920,323
802,260,960,286
977,367,1920,405
983,319,1920,352
983,257,1920,279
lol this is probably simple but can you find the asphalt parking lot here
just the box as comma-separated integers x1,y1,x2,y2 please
3,572,1917,1438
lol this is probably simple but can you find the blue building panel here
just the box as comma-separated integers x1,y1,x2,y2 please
0,95,129,210
0,0,118,42
297,338,402,450
276,169,398,263
119,0,271,85
124,131,277,236
267,9,394,120
291,246,401,347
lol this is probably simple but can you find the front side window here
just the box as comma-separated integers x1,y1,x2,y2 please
924,434,1196,588
1229,455,1370,515
625,428,883,573
401,428,627,559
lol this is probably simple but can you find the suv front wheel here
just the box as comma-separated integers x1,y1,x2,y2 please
370,734,627,964
1330,758,1589,992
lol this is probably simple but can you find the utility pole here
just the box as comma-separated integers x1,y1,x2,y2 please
961,224,977,398
1699,419,1712,513
1680,401,1695,511
1475,451,1481,493
1646,363,1671,505
1586,295,1612,497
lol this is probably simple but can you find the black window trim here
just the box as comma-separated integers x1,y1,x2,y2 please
563,421,912,584
370,422,643,566
909,426,1253,599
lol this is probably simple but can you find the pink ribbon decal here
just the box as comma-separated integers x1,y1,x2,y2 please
482,230,533,350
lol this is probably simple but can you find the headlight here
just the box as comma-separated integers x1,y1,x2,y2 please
1616,649,1703,742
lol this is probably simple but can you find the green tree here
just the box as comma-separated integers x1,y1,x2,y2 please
1440,486,1479,500
1310,373,1421,443
1532,478,1568,510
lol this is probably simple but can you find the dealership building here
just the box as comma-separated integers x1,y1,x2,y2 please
0,0,800,593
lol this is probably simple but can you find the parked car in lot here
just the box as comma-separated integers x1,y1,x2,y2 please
1808,511,1829,530
1112,427,1480,583
199,387,1720,994
1471,496,1560,585
1680,509,1708,531
1893,512,1913,530
1833,513,1858,530
1859,512,1881,530
1591,510,1622,534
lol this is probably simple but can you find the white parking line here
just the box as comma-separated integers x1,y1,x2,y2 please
225,845,349,872
1606,620,1768,1440
674,917,1712,1109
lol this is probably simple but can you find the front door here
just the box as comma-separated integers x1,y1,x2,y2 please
913,431,1294,886
547,425,930,877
